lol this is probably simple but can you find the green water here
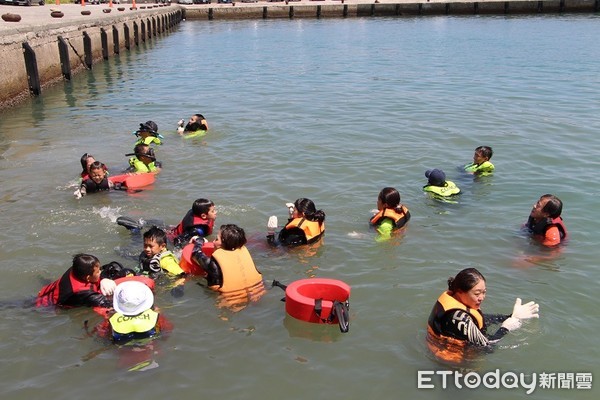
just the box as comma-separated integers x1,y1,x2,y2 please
0,14,598,399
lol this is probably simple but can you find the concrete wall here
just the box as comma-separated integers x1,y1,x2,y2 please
183,0,598,19
0,8,183,109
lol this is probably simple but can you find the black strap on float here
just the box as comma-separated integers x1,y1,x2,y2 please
314,298,350,333
271,280,287,302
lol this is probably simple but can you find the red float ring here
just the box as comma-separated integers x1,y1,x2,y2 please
285,278,350,325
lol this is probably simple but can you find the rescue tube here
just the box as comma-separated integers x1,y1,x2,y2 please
284,278,350,333
182,130,207,140
109,173,155,189
114,275,156,292
178,242,215,276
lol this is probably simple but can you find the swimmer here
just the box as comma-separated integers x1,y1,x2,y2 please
267,198,325,246
369,187,411,240
134,121,163,146
36,253,117,309
177,113,209,135
464,146,495,175
523,194,567,247
427,268,539,362
423,169,460,197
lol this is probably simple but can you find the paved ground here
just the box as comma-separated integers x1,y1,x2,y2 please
0,2,176,34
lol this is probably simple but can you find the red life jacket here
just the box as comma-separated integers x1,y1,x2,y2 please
171,209,214,238
36,268,109,308
526,216,568,241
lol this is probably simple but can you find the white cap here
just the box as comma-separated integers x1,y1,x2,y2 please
113,280,154,316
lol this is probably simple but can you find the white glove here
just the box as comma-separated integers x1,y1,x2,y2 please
177,119,185,127
285,202,295,218
190,235,207,244
267,216,278,232
99,278,117,296
501,316,522,331
177,126,184,135
511,298,540,320
73,189,82,199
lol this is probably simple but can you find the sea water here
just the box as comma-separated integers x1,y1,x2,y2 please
0,14,598,399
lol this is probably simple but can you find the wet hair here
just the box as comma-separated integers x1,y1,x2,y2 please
132,144,156,161
186,114,207,131
192,198,215,216
295,198,326,224
378,187,401,210
475,146,493,160
80,153,94,174
88,161,106,173
143,226,167,246
540,194,563,218
219,224,247,251
447,268,485,294
72,253,100,281
186,122,204,132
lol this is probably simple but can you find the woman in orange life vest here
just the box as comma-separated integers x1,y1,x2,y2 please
369,187,410,240
267,198,325,246
524,194,568,247
191,224,264,310
427,268,539,362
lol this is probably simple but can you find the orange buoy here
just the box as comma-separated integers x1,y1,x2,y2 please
179,242,215,276
2,13,22,22
283,278,350,332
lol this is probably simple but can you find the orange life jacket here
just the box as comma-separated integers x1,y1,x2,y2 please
284,218,325,244
426,291,484,363
211,246,263,293
369,206,410,229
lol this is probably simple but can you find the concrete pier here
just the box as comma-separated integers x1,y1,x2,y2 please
180,0,597,20
0,4,183,109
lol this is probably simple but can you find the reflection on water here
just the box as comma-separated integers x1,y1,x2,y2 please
1,15,599,399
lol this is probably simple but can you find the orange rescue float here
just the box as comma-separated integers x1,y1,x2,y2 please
283,278,350,333
108,173,155,189
178,242,215,276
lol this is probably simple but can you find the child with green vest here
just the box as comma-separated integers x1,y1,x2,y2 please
464,146,495,175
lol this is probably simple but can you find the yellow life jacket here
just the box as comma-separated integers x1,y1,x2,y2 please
128,157,158,173
369,206,410,229
211,246,263,293
284,218,325,243
135,136,162,146
109,309,159,335
158,250,185,276
423,180,460,197
464,160,494,174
